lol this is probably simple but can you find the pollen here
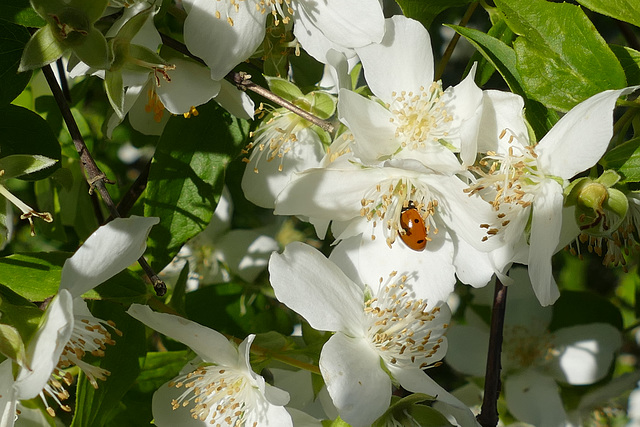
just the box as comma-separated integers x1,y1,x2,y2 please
364,274,450,369
388,82,452,151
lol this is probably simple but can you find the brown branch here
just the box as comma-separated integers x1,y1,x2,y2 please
477,277,508,427
42,64,167,297
159,33,335,133
435,2,479,81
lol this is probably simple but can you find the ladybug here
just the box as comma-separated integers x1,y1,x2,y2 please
399,202,427,251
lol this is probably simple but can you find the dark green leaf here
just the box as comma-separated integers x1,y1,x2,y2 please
0,283,42,342
600,136,640,183
0,19,32,105
395,0,473,29
134,350,190,393
0,1,46,27
144,101,249,271
450,24,557,138
611,45,640,86
0,251,148,303
0,104,61,180
71,301,146,427
496,0,627,111
575,0,640,28
185,282,294,337
549,290,623,331
467,18,516,87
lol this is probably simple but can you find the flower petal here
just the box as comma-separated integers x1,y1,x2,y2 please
184,0,266,80
548,323,621,385
157,58,220,114
505,370,569,426
537,86,640,179
60,216,158,298
337,88,397,162
444,324,489,377
214,230,279,283
319,333,390,427
268,242,364,335
356,16,434,103
476,90,528,154
14,290,74,400
0,360,17,427
528,179,564,306
126,304,238,366
214,78,255,120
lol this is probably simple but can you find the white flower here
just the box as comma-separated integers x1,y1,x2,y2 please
268,242,453,427
275,159,498,303
0,215,158,425
446,267,622,426
339,15,484,170
469,86,639,305
159,188,278,289
126,304,292,426
182,0,385,80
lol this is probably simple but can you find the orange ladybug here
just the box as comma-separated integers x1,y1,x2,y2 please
399,202,427,251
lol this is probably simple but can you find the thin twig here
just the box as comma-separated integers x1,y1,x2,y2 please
159,33,335,133
477,278,508,427
435,2,479,81
41,64,167,296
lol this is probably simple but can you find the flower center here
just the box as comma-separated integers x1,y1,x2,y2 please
216,0,293,27
364,274,449,369
388,82,452,151
360,178,439,247
466,130,541,241
168,365,254,425
503,325,554,372
243,106,307,173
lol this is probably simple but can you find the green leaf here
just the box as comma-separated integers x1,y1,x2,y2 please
0,283,43,340
56,161,100,240
467,18,516,87
135,350,190,393
575,0,640,28
449,24,557,139
144,101,249,271
0,104,61,180
611,45,640,86
600,136,640,183
104,70,125,119
395,0,473,29
0,154,57,180
0,1,46,26
71,301,146,427
305,91,336,120
18,25,65,72
496,0,627,112
0,19,32,105
0,251,148,303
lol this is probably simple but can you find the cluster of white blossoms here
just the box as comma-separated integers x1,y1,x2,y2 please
9,0,640,426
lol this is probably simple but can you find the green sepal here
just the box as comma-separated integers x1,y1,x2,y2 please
72,27,110,70
18,25,65,72
266,76,304,103
105,70,125,119
304,91,336,120
0,323,27,367
0,154,57,180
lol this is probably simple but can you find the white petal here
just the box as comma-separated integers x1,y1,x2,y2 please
126,83,172,136
444,324,489,377
548,323,621,385
268,242,364,335
476,90,528,154
126,304,238,366
242,128,325,208
0,360,17,427
451,234,494,288
392,368,480,427
152,378,209,427
295,0,384,48
537,86,640,179
503,267,553,335
319,333,390,427
528,179,564,306
157,58,220,114
215,230,279,283
505,370,569,426
292,7,356,64
214,79,255,119
14,290,74,400
356,16,434,103
60,216,159,298
184,0,265,80
337,89,398,162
